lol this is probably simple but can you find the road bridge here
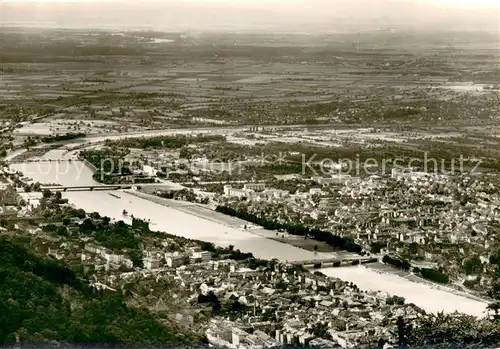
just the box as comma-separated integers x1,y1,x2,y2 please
8,159,76,164
291,256,378,269
179,180,267,185
41,184,134,192
40,183,174,192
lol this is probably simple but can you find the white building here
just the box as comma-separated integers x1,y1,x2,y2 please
309,188,323,196
166,255,185,268
19,192,43,208
192,251,212,262
142,165,158,177
243,182,266,192
224,185,249,198
313,174,352,185
144,256,162,270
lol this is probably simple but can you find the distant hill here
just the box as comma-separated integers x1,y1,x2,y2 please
1,1,498,33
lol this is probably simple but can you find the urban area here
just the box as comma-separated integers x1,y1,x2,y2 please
1,3,500,349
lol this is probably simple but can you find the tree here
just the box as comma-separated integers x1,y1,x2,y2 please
490,250,500,265
89,212,101,220
371,241,386,254
420,268,449,284
56,226,68,236
129,250,144,268
464,255,482,275
396,316,407,347
401,260,411,271
54,191,62,201
490,280,500,300
387,295,405,305
71,209,86,219
487,302,500,321
79,218,96,235
408,242,419,256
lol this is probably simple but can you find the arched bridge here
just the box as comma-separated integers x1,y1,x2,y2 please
292,256,378,269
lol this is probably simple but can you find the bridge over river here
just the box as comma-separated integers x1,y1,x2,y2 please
291,256,378,269
40,183,175,192
9,159,76,164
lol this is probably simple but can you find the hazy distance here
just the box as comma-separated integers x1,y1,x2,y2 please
1,0,499,32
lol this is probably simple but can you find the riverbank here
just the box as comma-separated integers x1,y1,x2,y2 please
122,191,490,313
321,265,489,318
366,262,491,305
125,189,336,260
68,188,490,317
5,133,493,317
59,189,325,262
126,190,343,255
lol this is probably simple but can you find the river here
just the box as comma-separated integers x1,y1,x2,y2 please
321,266,487,318
9,146,490,318
11,150,326,262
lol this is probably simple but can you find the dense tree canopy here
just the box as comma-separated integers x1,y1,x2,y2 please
216,205,362,253
41,133,86,143
107,134,225,150
463,255,482,275
0,237,201,345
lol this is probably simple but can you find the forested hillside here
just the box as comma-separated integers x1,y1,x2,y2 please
0,237,202,345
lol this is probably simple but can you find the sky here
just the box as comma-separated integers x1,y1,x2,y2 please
1,0,499,31
2,0,500,8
